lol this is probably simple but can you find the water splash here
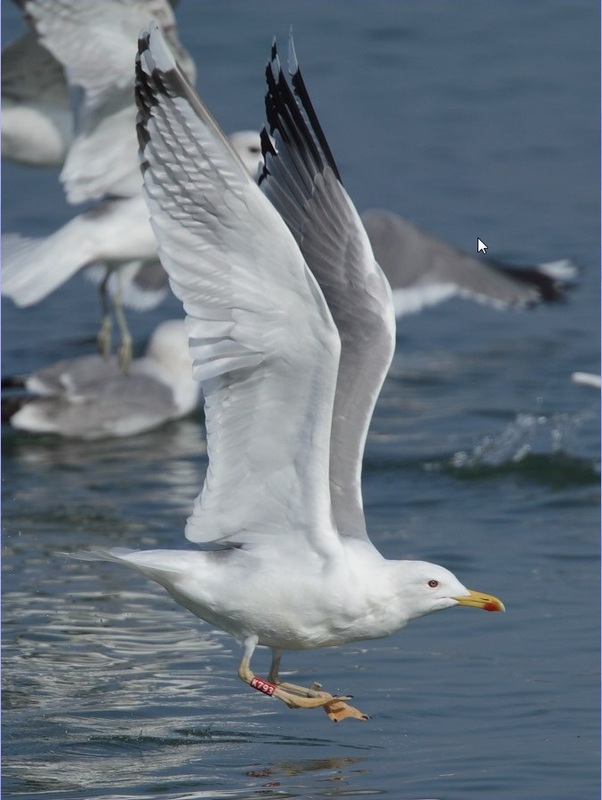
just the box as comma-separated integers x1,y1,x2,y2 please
451,412,583,468
445,410,599,486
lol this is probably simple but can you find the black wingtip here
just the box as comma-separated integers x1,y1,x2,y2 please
258,127,276,186
285,40,342,183
135,30,156,154
135,23,186,162
263,35,341,183
1,375,26,391
491,261,578,303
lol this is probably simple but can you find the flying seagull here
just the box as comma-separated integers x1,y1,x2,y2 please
78,24,504,723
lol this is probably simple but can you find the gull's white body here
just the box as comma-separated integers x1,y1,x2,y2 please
2,196,155,307
94,542,469,651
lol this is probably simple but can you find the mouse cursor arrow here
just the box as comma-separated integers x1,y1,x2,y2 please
476,238,488,254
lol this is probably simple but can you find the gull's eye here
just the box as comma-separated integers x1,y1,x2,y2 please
428,580,439,588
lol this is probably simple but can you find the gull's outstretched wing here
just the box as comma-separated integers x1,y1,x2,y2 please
135,24,342,556
361,209,578,316
23,0,195,202
259,39,396,541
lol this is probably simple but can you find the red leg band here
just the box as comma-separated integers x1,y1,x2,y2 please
250,676,276,696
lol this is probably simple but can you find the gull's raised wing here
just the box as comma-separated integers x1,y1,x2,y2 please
259,38,396,541
135,24,342,556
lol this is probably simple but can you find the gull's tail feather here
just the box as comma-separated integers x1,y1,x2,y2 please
70,547,139,563
70,547,195,579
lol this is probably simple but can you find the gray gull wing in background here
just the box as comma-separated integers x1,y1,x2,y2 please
259,40,395,541
1,320,200,439
361,209,578,317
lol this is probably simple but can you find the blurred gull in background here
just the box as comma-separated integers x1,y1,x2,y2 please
1,319,200,439
1,0,195,371
1,2,267,370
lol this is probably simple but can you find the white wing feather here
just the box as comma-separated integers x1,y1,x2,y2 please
136,24,341,556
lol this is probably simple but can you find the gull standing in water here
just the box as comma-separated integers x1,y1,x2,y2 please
79,25,504,722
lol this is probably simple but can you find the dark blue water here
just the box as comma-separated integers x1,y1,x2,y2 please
2,2,599,799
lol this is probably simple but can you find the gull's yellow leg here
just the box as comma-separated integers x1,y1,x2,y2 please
112,271,132,374
267,649,329,696
238,638,345,710
238,636,360,722
261,646,370,722
97,270,112,360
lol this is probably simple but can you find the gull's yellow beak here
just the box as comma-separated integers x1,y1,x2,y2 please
454,589,505,612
